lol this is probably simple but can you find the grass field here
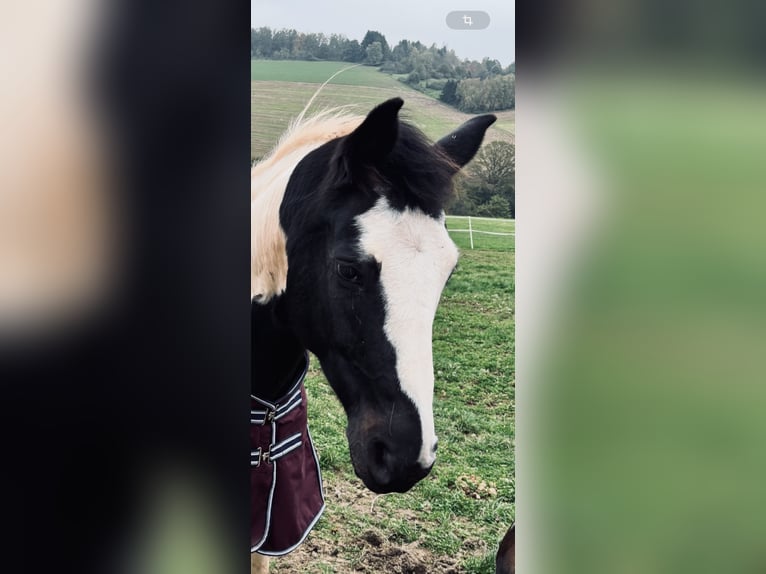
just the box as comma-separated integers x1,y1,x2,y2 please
251,60,514,161
251,60,401,88
446,216,515,252
272,243,515,574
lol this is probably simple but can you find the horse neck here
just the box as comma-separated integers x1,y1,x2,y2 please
251,298,305,401
251,114,362,398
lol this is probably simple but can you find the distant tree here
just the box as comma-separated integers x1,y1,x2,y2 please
456,79,480,111
365,41,384,65
379,59,398,73
291,34,306,59
342,39,364,62
300,33,321,59
391,39,412,62
455,75,514,112
477,195,512,218
427,78,448,91
326,34,345,60
273,48,291,60
440,79,459,104
406,70,422,84
469,141,515,217
482,57,504,77
435,62,453,78
251,27,273,57
271,29,298,58
473,142,514,187
464,60,484,78
361,30,390,59
446,188,478,215
448,141,514,217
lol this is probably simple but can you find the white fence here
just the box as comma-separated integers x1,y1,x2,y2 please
447,215,514,222
446,216,515,249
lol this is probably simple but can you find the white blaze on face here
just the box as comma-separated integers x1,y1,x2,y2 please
355,197,459,468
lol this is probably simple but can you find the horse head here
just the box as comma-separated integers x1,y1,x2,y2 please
270,98,495,493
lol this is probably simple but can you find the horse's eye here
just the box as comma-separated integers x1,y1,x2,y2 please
336,262,362,283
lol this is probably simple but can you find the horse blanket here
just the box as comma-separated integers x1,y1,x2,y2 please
251,354,325,555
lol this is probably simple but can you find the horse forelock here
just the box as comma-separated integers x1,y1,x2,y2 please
251,111,363,303
377,122,457,217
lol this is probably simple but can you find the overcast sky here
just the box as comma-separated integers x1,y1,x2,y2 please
251,0,515,66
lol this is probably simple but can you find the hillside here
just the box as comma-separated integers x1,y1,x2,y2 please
251,60,514,161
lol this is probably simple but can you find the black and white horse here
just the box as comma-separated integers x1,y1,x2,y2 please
252,98,495,554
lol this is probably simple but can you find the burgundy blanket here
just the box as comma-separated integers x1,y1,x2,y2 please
251,356,325,555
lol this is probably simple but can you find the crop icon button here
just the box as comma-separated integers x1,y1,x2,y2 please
446,11,490,30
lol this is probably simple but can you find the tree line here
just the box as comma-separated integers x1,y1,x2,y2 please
251,27,514,113
450,141,515,218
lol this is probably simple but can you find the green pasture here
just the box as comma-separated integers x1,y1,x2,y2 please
446,216,515,252
251,60,402,88
251,60,515,161
273,244,515,573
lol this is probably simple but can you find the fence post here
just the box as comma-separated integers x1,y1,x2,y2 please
468,216,474,249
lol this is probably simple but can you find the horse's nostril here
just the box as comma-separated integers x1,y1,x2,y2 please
372,440,387,467
432,440,439,454
369,439,394,486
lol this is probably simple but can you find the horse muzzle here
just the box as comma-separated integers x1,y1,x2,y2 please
365,436,434,493
347,425,434,494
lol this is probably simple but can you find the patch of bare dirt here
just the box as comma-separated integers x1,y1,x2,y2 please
269,475,468,573
272,532,462,574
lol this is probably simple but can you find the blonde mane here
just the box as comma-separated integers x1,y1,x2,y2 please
251,111,363,302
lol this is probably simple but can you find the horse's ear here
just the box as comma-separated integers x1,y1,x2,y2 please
340,98,403,168
435,114,497,170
